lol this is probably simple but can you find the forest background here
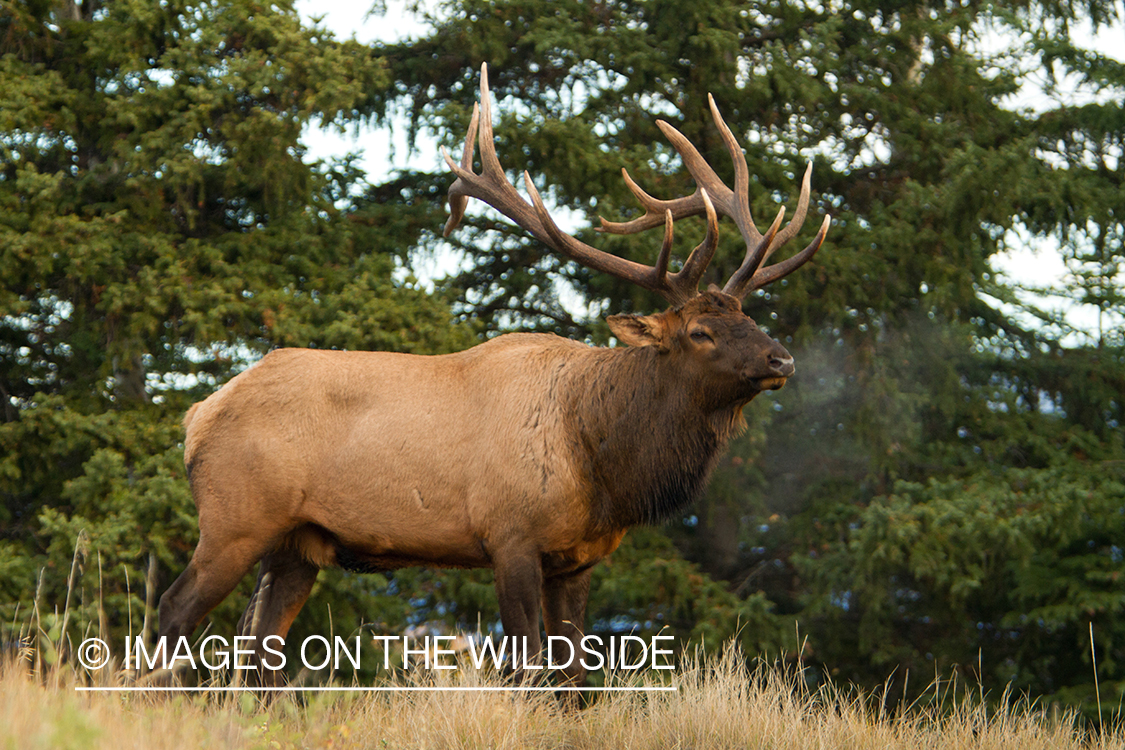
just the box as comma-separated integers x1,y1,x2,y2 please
1,0,1123,716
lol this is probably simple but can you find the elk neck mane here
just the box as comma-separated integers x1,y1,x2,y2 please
560,341,748,530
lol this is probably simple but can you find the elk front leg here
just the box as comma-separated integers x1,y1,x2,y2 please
492,548,543,681
542,567,593,690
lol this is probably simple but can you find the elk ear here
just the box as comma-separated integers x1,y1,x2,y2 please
607,313,670,350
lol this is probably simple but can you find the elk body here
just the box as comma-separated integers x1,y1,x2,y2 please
158,65,829,687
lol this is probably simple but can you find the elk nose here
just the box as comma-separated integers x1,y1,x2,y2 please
767,351,795,377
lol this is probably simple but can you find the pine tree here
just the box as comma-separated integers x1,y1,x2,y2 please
0,0,474,652
3,0,1121,704
372,0,1125,703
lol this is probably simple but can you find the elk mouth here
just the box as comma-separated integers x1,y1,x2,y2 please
749,375,788,391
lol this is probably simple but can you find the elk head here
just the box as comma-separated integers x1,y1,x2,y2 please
443,64,830,407
605,289,795,411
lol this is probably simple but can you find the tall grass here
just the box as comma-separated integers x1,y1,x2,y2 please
3,544,1121,749
1,644,1121,750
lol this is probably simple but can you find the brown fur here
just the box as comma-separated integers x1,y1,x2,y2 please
159,290,795,686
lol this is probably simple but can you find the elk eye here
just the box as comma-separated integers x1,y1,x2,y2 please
690,330,713,344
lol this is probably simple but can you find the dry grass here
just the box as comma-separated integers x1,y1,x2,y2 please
4,545,1119,749
2,645,1121,750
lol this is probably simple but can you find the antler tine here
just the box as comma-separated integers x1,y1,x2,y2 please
744,213,831,292
673,189,720,291
475,62,506,178
443,65,526,239
654,209,674,282
442,103,480,237
598,114,745,237
597,168,706,235
721,159,822,298
762,162,814,264
705,94,761,248
444,63,705,305
722,206,784,299
596,95,829,301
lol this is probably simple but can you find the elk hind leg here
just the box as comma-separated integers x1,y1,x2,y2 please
152,534,273,684
235,548,320,687
158,534,277,643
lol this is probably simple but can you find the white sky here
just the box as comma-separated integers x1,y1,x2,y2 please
296,0,433,178
296,0,1124,342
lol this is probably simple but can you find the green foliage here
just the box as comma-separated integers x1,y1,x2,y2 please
3,0,1124,714
373,0,1125,709
0,0,474,657
797,462,1125,708
589,528,785,657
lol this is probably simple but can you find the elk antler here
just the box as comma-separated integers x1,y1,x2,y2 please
600,96,831,300
443,64,827,305
444,64,720,307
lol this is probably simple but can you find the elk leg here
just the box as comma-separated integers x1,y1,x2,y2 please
234,549,320,686
542,567,593,690
158,535,272,650
492,549,543,680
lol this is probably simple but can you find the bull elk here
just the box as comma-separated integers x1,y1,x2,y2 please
158,64,829,687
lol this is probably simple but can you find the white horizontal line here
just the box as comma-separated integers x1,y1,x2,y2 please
75,685,677,693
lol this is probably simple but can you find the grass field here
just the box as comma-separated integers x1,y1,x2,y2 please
2,644,1121,750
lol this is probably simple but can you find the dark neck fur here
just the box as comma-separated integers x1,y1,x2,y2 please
564,346,745,530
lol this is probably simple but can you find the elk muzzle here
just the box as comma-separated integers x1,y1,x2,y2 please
746,341,794,391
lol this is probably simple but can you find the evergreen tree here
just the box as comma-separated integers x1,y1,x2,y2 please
3,0,1122,707
0,0,474,656
372,0,1125,704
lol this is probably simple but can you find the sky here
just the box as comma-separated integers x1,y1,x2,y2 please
295,0,432,178
295,0,1124,341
